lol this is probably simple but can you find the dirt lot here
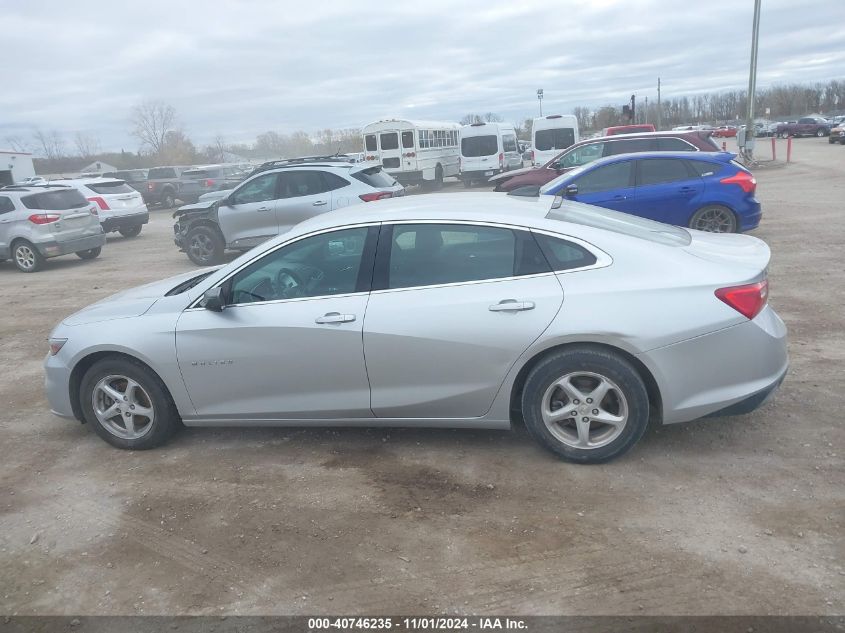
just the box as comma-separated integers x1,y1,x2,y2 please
0,139,842,616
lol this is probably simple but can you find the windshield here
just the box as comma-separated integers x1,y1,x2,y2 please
547,199,691,246
535,128,576,152
461,135,498,157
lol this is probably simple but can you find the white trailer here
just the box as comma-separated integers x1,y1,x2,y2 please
362,119,460,187
0,150,36,187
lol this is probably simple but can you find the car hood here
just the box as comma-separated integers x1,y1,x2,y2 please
62,268,217,326
199,189,232,202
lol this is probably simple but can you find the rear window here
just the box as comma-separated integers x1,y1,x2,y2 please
461,135,498,157
401,131,414,148
533,233,597,271
656,137,695,151
546,200,691,246
148,167,177,179
21,189,89,210
87,181,136,194
535,128,576,152
380,133,399,150
365,135,377,151
110,170,147,182
351,166,399,188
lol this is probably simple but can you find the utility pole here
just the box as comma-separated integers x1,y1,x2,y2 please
657,77,662,131
743,0,762,161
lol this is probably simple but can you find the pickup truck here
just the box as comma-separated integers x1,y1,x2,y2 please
143,166,191,208
175,166,245,205
775,117,831,138
102,169,149,194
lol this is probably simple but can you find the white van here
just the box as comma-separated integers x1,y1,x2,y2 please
362,119,460,187
531,114,579,166
459,122,522,187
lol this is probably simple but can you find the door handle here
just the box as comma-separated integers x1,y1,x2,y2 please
256,206,271,212
312,201,328,206
489,300,535,312
0,219,12,224
315,312,356,324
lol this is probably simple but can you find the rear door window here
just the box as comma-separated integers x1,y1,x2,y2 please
380,133,399,150
21,189,89,210
503,134,518,152
279,170,330,198
606,138,654,155
656,137,696,151
401,131,415,149
533,234,597,271
148,167,177,179
461,135,498,157
87,182,136,194
637,159,695,186
0,196,14,213
365,135,377,152
321,172,351,191
573,161,633,194
535,128,576,151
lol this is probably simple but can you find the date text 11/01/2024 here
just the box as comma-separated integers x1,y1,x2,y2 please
307,617,528,630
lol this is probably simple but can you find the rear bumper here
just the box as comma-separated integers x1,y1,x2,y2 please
738,199,762,231
101,210,149,233
391,170,423,185
643,305,788,424
37,233,107,258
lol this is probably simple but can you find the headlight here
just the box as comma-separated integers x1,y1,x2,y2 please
48,338,67,355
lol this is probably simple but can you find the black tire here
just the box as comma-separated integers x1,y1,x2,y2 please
426,164,444,191
12,240,45,273
689,205,738,233
185,224,225,266
162,191,176,209
119,225,142,238
520,347,650,463
76,247,101,260
79,357,180,450
463,178,472,188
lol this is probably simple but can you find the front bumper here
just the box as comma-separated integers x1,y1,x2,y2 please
101,210,149,233
643,305,788,425
37,233,107,258
391,170,423,186
45,352,76,419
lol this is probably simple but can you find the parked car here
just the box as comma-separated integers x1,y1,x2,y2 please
775,117,830,138
16,176,47,186
535,151,759,233
56,178,149,238
490,131,720,192
459,121,523,187
712,126,738,138
827,123,845,144
0,185,105,272
143,166,191,208
173,160,404,265
601,124,656,136
44,193,787,463
102,170,148,194
175,166,245,204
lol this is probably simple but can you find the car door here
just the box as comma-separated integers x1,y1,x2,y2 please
217,171,281,247
175,225,377,421
0,196,17,257
363,222,563,419
275,170,333,235
632,158,704,224
564,159,637,213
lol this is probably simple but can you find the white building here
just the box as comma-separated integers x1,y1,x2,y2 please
78,160,118,175
0,150,36,186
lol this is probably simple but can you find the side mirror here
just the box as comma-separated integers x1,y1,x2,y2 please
201,287,226,312
564,184,578,197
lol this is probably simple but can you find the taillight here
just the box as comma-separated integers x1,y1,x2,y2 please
359,192,394,202
715,280,768,320
499,152,504,168
365,155,378,161
720,170,756,194
402,152,416,158
87,196,110,210
205,179,215,187
28,213,61,225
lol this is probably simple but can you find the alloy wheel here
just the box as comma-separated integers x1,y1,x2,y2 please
14,245,36,270
541,372,629,449
188,233,214,263
693,207,736,233
92,374,156,440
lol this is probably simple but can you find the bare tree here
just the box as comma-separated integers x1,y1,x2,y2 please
460,113,483,125
483,112,503,122
130,100,177,154
4,135,30,153
74,131,101,159
32,128,65,160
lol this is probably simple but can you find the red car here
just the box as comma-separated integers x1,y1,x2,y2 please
712,126,739,138
490,131,721,192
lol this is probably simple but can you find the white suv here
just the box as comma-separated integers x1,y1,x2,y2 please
0,185,105,272
173,158,404,265
52,178,149,237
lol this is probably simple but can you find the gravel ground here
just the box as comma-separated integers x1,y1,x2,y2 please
0,138,842,616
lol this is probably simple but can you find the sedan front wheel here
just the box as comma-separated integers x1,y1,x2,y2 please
521,348,650,463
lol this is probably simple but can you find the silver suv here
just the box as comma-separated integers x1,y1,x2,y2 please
172,158,404,265
0,185,106,272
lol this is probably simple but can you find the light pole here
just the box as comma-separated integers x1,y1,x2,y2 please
537,89,544,117
657,77,661,131
743,0,762,160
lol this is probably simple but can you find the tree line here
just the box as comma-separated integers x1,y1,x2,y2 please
7,78,842,174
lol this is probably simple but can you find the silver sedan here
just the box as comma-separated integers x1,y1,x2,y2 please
44,193,788,463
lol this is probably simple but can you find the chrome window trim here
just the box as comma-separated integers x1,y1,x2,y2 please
187,221,381,310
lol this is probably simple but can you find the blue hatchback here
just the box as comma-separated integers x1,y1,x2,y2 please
538,151,761,232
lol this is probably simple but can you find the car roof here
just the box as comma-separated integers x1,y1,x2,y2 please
583,150,736,165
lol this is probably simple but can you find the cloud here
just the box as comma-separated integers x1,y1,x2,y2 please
1,0,843,151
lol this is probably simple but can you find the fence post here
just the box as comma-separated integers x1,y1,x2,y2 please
771,136,776,161
787,136,793,163
722,141,727,151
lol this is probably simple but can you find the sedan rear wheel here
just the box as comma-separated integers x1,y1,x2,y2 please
690,205,737,233
12,240,44,273
521,348,650,463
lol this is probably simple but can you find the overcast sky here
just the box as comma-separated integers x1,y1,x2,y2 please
2,0,844,152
